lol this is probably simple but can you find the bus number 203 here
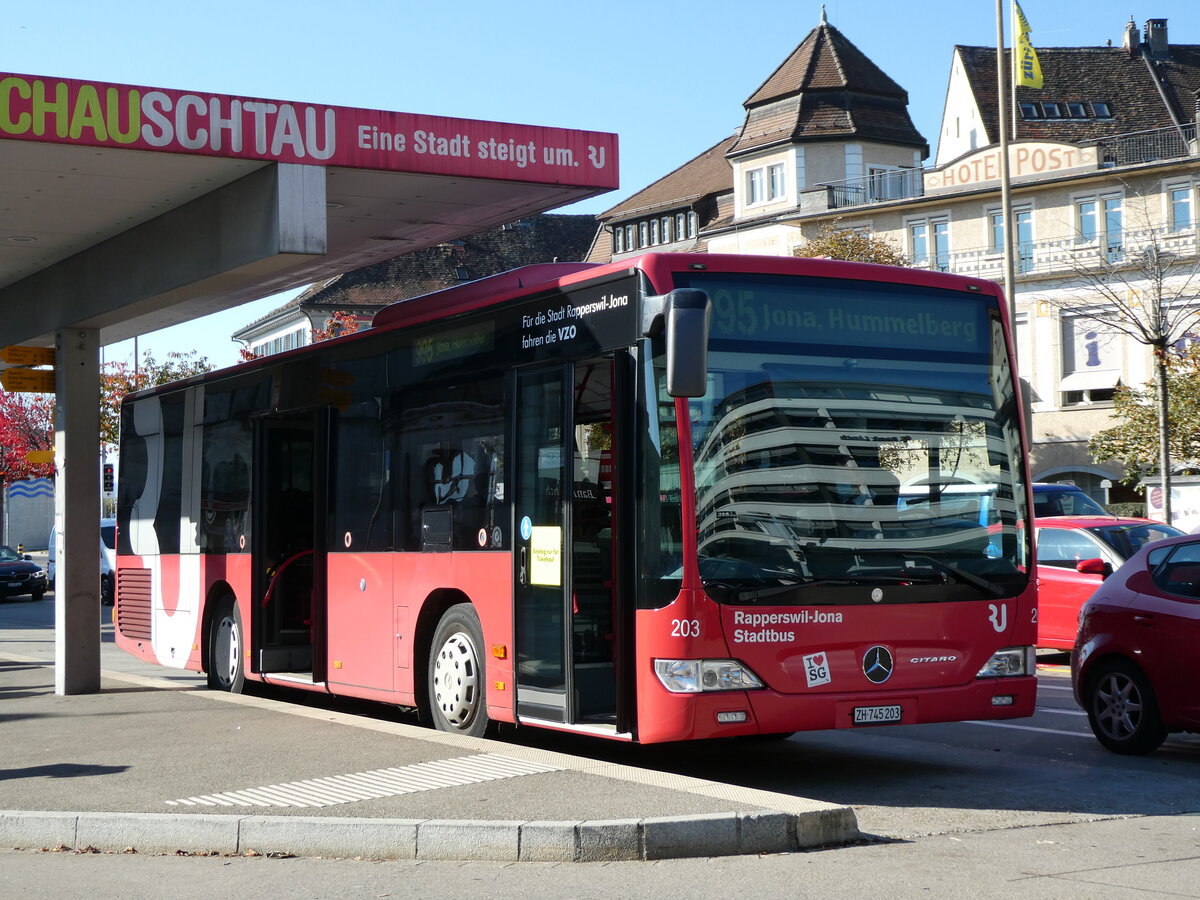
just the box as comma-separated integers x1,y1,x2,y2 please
671,619,701,637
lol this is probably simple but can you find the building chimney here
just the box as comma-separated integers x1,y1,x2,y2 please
1122,17,1139,55
1145,18,1169,60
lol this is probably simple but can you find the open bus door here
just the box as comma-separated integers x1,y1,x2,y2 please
513,354,633,734
252,409,328,683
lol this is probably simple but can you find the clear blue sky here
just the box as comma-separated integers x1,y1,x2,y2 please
9,1,1200,367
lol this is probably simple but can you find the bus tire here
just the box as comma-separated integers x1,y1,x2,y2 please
427,603,490,737
207,597,246,693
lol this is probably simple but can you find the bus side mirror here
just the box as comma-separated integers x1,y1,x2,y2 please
643,289,711,398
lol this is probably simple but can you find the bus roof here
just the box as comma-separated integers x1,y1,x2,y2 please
370,252,1004,331
371,262,599,329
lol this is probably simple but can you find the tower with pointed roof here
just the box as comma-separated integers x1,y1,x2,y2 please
587,13,928,262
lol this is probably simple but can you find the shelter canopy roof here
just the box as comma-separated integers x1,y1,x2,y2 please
0,72,618,346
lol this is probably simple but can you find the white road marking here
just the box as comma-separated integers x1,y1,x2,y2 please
165,753,563,809
965,720,1094,738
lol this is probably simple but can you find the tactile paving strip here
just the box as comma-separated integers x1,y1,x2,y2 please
165,753,563,809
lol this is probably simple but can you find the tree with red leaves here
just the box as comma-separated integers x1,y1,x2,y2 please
311,311,365,342
0,390,55,482
100,350,213,449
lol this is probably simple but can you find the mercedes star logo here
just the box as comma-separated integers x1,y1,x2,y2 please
862,645,894,684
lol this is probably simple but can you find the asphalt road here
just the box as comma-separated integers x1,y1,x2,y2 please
4,590,1200,896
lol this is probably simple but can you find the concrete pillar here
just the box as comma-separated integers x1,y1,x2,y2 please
54,326,101,695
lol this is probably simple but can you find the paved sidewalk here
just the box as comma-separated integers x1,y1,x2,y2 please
0,652,858,861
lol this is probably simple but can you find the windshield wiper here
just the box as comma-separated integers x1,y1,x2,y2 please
911,556,1006,597
816,549,1012,600
726,579,853,603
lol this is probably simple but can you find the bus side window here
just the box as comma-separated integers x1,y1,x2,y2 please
399,375,506,552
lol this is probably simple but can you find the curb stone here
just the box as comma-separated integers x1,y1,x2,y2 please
0,807,860,861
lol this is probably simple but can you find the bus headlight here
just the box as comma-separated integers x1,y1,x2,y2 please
654,659,764,693
976,646,1035,678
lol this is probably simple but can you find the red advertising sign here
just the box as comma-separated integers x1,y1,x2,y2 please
0,73,618,189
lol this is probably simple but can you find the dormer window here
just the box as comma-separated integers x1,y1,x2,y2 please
747,169,765,205
1019,100,1113,120
613,210,697,253
769,164,786,200
745,162,787,207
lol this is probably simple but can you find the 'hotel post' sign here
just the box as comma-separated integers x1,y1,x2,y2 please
925,142,1096,192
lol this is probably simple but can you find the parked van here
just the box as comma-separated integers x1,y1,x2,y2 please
47,517,117,604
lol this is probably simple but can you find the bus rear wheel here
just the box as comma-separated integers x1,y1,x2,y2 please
207,597,246,693
428,604,489,737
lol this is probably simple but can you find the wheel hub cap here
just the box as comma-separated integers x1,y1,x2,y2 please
433,631,479,728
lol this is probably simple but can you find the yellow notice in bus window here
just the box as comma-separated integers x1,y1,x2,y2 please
530,526,562,586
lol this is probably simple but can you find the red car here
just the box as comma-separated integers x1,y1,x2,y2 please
1073,531,1200,754
1035,516,1182,650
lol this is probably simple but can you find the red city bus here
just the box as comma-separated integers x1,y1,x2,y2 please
114,252,1036,743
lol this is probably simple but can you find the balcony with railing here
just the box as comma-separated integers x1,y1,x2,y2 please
815,168,927,210
1088,123,1197,169
910,222,1200,281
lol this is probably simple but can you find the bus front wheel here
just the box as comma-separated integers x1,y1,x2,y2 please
207,598,246,693
427,604,489,737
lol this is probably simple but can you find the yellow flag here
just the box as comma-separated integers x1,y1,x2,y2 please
1014,1,1044,89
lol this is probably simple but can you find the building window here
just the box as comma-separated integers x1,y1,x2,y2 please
650,218,660,244
687,211,698,239
908,216,950,271
989,211,1004,253
867,166,908,201
1075,193,1123,261
1103,194,1124,262
1076,198,1097,242
768,163,786,201
675,213,686,241
1170,185,1193,232
745,163,787,206
988,207,1033,272
639,221,648,247
1020,100,1112,120
624,224,635,250
1062,387,1116,406
1061,317,1120,406
612,228,624,254
661,216,672,243
746,168,765,205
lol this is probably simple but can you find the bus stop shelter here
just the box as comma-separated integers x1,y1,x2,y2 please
0,72,618,694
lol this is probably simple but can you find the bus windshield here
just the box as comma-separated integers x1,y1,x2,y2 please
664,271,1029,606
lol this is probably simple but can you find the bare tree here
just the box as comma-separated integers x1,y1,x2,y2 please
1036,192,1200,524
